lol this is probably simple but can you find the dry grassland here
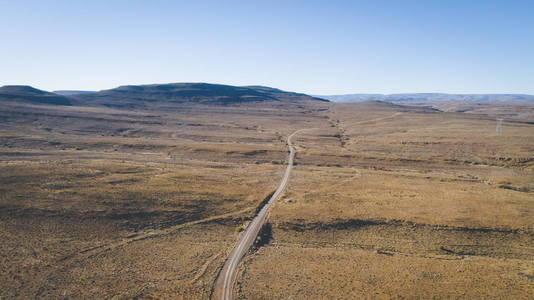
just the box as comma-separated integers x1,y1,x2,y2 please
0,99,329,298
237,101,534,299
409,101,534,121
1,98,532,298
239,247,534,299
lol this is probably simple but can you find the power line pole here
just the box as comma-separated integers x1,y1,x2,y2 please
496,118,503,135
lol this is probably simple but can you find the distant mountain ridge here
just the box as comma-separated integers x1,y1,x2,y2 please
0,85,71,105
316,93,534,103
70,82,328,107
0,83,327,108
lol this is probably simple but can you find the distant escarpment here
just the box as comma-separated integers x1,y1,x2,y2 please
317,93,534,104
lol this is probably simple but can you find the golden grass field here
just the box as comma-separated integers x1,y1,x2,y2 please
1,99,533,298
236,102,534,299
0,99,328,298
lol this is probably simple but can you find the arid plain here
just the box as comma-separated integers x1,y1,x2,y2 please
237,102,534,299
1,86,533,299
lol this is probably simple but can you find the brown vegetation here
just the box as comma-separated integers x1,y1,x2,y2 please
236,101,534,299
0,99,328,298
1,97,533,298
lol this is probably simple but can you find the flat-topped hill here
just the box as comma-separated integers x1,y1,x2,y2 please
71,83,327,108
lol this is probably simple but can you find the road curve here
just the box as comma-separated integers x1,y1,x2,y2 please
213,129,305,300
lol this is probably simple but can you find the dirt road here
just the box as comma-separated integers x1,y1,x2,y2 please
213,129,304,300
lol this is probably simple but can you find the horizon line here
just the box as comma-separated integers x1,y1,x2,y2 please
2,82,534,97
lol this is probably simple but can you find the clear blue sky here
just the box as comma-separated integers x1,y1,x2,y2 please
1,0,533,94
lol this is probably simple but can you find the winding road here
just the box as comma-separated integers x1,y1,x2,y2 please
213,129,304,300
